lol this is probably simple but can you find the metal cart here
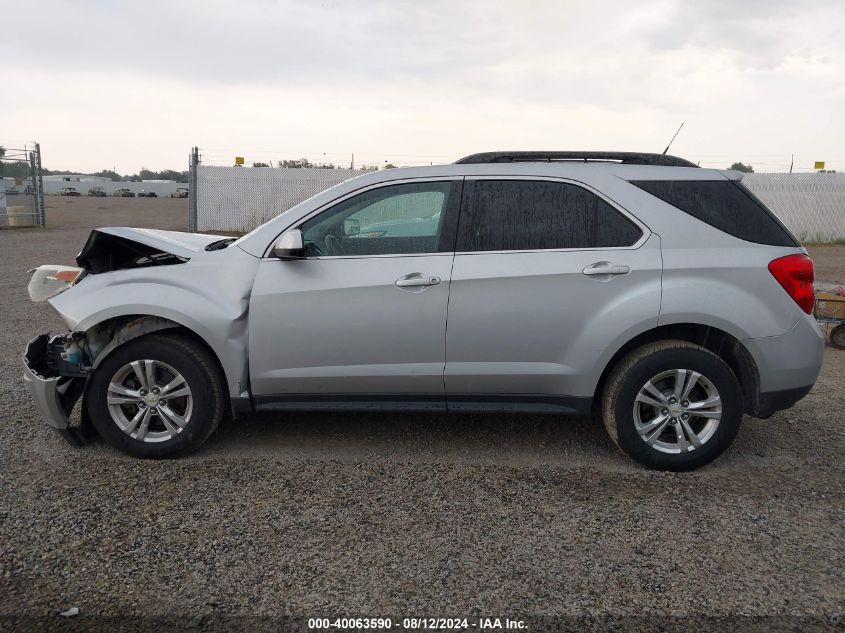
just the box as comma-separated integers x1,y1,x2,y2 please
815,292,845,349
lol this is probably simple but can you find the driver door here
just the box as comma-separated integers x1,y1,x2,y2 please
248,178,462,410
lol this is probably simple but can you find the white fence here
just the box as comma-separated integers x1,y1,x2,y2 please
195,166,365,232
742,173,845,242
194,167,845,242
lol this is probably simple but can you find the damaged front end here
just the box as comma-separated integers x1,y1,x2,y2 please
23,226,257,447
75,229,190,273
22,332,95,446
23,317,180,446
23,227,205,445
24,264,97,443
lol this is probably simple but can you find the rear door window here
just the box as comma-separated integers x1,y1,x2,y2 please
630,179,799,247
456,179,642,252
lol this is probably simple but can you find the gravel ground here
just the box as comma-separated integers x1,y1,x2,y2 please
1,198,843,632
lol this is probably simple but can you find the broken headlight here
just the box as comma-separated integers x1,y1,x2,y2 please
27,265,85,302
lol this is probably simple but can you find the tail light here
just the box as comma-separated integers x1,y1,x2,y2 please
768,254,815,314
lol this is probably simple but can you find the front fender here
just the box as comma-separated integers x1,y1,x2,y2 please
48,251,259,398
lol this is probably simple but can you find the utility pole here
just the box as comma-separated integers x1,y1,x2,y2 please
351,153,354,170
789,154,794,174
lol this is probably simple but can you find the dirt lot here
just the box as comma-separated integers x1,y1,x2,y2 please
1,197,843,631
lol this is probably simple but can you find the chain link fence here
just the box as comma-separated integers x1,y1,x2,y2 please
742,173,845,243
189,151,845,242
0,142,45,228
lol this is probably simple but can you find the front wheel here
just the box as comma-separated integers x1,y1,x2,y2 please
86,333,226,458
601,340,743,471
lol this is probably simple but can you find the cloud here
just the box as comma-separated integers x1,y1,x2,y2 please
1,0,843,172
644,0,844,69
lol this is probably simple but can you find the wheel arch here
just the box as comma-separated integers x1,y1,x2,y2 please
81,315,233,405
593,323,761,416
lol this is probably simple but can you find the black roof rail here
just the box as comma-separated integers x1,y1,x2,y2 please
454,151,699,168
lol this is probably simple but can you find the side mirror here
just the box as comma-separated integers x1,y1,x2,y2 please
272,229,305,259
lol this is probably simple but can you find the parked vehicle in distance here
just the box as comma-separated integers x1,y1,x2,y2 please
22,151,824,470
170,187,189,198
88,187,107,197
114,188,135,198
60,187,81,197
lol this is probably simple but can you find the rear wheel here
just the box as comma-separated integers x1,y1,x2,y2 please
602,340,743,471
86,333,225,458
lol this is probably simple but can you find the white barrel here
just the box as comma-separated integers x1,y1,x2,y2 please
6,206,35,227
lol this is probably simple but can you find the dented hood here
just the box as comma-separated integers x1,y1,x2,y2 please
76,228,227,274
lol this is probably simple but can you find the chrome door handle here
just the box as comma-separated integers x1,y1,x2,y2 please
582,261,631,277
395,273,441,288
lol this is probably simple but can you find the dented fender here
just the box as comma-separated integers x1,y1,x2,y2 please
47,240,261,399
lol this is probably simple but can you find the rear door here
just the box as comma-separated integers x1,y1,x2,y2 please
444,177,662,411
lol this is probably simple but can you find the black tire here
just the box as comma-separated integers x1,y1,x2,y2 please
830,324,845,350
86,332,226,458
601,340,743,471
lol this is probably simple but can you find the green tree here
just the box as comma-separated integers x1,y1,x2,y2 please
134,168,189,182
42,168,84,176
91,169,122,181
0,146,4,177
253,162,270,168
730,162,754,173
0,161,31,179
155,169,189,182
278,158,313,169
383,163,397,169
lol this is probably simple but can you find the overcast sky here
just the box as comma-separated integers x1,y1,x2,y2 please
2,0,844,173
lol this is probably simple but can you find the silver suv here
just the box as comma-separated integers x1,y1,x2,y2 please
23,152,824,470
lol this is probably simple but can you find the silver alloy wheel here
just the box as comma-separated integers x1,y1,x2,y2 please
632,369,722,454
106,359,193,443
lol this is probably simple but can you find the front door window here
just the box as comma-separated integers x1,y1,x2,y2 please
300,181,459,257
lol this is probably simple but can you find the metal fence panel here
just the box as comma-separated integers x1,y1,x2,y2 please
742,173,845,242
196,165,364,232
0,142,45,228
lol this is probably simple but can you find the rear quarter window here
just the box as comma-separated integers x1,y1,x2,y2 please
630,179,799,247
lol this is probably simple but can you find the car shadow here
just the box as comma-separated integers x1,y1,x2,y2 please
197,409,625,467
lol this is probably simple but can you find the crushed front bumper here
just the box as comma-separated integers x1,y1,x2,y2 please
22,334,91,446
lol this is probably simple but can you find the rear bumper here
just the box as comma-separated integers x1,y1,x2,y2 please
743,313,823,417
754,384,814,419
22,334,89,446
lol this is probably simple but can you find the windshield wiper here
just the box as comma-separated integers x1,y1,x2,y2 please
204,237,237,251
